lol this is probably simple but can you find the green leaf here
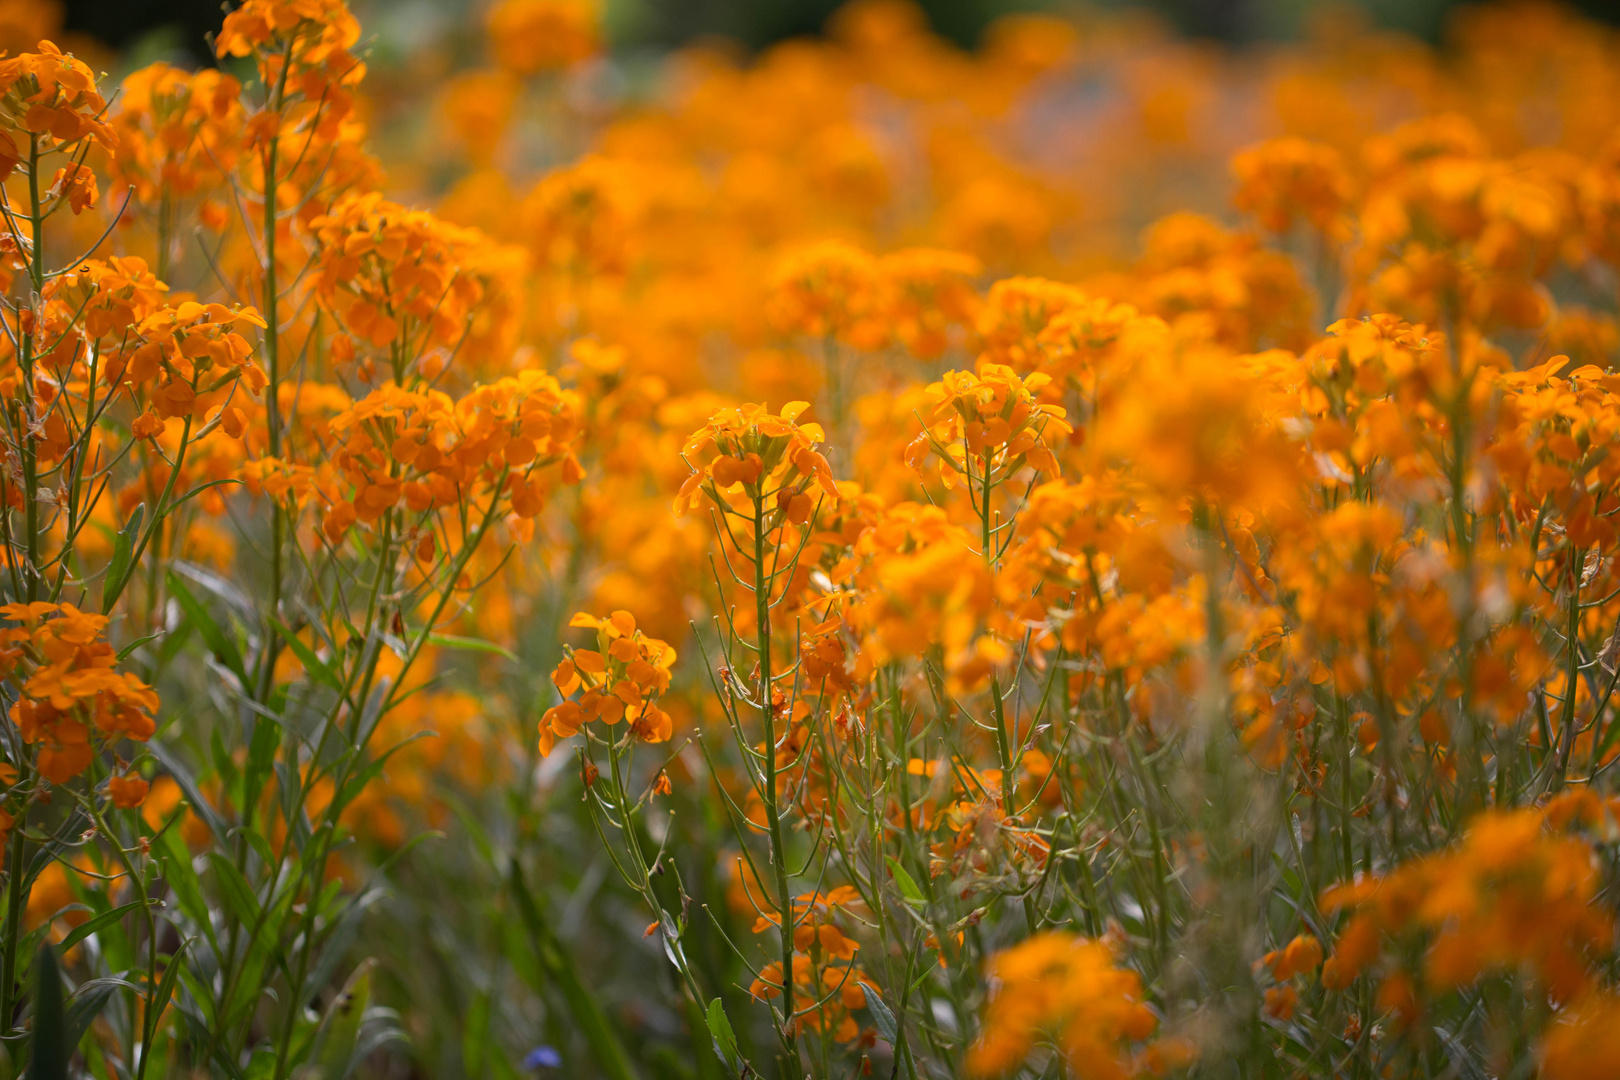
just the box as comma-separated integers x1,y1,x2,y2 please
309,959,372,1080
341,732,434,805
173,960,218,1030
210,728,238,790
148,741,229,842
167,570,247,684
57,900,151,953
116,631,165,663
426,633,517,661
156,620,194,665
658,910,687,972
242,825,277,871
64,978,135,1051
705,998,743,1076
156,824,218,956
462,991,491,1077
269,617,343,691
207,852,263,926
1595,706,1620,764
885,857,925,905
1271,852,1305,904
169,476,243,512
864,987,900,1049
146,939,191,1044
301,891,385,1019
27,944,67,1080
102,503,144,615
244,712,282,811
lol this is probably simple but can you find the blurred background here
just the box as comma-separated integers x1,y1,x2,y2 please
44,0,1620,67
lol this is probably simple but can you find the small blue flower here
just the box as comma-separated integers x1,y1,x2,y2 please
523,1046,562,1071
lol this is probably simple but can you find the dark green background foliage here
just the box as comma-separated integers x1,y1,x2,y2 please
60,0,1620,65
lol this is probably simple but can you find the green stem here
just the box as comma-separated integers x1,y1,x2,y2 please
257,38,295,706
0,798,28,1032
753,491,800,1078
976,450,1015,815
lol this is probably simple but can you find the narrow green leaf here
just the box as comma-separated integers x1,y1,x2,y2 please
168,476,243,512
173,961,218,1030
462,991,491,1077
658,910,688,972
167,570,247,684
102,503,144,615
885,857,925,904
157,829,216,955
705,998,742,1075
1271,852,1304,902
146,939,191,1043
242,825,278,871
244,712,282,811
864,987,900,1049
301,891,385,1018
207,852,263,925
57,899,150,953
27,944,67,1080
116,631,164,663
64,979,126,1052
268,617,342,691
311,959,372,1080
148,742,228,843
341,732,435,804
1595,705,1620,764
426,633,517,661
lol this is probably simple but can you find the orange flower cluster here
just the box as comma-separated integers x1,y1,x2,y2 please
310,192,526,370
486,0,599,76
108,63,244,210
1232,137,1354,242
0,603,157,784
540,610,676,756
322,369,583,541
906,366,1071,489
2,258,268,464
765,242,983,359
747,887,875,1044
0,40,113,178
966,932,1185,1080
1319,806,1613,1004
839,502,996,686
214,0,364,97
674,402,837,521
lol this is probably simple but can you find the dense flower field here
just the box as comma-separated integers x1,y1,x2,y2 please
5,0,1620,1075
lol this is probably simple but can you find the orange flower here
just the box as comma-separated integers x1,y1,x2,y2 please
309,191,526,370
540,610,676,756
0,603,160,785
1262,933,1324,982
0,41,116,169
1318,809,1612,1002
1231,136,1353,240
766,240,888,351
486,0,599,76
48,161,96,213
107,772,150,809
906,365,1071,487
674,402,837,517
967,932,1168,1079
109,63,244,207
